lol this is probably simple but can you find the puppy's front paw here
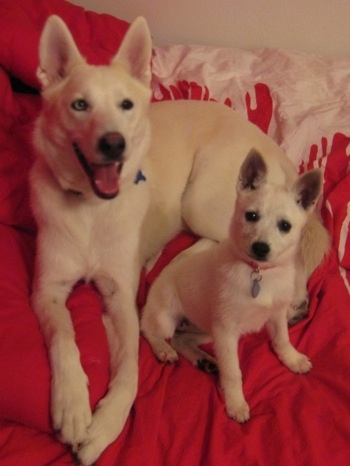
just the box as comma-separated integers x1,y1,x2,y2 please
287,353,312,374
226,400,250,423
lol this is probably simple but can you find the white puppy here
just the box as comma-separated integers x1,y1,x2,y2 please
141,150,321,422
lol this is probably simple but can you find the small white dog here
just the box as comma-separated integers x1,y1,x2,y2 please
141,150,321,422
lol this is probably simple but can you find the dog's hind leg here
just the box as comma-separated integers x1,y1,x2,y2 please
288,215,330,325
142,329,179,364
288,258,309,325
288,214,330,324
301,212,330,278
171,331,217,372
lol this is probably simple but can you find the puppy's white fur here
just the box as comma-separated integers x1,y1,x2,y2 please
31,15,329,465
141,150,320,422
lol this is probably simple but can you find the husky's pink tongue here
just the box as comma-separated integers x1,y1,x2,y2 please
91,163,120,199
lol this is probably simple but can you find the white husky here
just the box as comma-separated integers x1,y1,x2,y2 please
31,15,329,465
141,150,320,422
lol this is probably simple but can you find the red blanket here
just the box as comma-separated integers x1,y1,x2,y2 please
0,1,350,465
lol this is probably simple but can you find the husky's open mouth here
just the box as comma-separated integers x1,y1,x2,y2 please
73,142,123,199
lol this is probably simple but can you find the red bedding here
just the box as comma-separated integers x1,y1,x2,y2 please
0,1,350,465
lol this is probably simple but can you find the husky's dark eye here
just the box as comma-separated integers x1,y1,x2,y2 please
278,220,292,233
71,99,89,111
245,211,259,222
120,99,134,110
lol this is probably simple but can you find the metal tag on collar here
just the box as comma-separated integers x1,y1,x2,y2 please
250,267,262,298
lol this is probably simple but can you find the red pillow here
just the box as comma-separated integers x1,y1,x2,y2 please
0,224,111,431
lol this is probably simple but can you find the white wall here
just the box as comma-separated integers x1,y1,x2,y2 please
68,0,350,57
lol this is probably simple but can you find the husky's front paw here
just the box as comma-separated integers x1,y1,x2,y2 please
76,395,133,465
226,400,250,423
52,372,92,447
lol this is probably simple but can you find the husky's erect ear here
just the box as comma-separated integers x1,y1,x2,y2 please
238,149,267,191
294,169,322,210
112,17,152,87
37,15,84,88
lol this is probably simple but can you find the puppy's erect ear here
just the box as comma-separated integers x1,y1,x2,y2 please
37,15,84,88
238,149,267,190
112,16,152,87
294,169,322,210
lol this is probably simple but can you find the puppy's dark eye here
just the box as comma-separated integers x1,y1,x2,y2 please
120,99,134,110
245,211,259,222
71,99,89,111
278,220,292,233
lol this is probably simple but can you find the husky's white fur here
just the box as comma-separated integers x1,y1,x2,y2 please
31,15,329,465
141,150,320,422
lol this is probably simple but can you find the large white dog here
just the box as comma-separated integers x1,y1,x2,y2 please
30,15,329,465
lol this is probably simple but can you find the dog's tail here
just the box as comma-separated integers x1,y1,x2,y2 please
301,213,330,277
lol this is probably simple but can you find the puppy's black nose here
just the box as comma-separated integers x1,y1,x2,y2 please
98,132,125,161
251,242,270,261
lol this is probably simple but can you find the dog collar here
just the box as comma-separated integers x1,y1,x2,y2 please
134,170,146,184
244,260,274,298
66,170,146,196
67,170,146,196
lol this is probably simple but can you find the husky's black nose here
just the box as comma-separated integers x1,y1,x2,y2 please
251,242,270,261
98,132,125,161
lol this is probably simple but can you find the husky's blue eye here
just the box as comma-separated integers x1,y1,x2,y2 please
120,99,134,110
71,99,89,111
278,220,292,233
245,211,259,222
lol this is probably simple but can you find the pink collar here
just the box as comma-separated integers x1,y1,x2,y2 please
244,259,275,272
